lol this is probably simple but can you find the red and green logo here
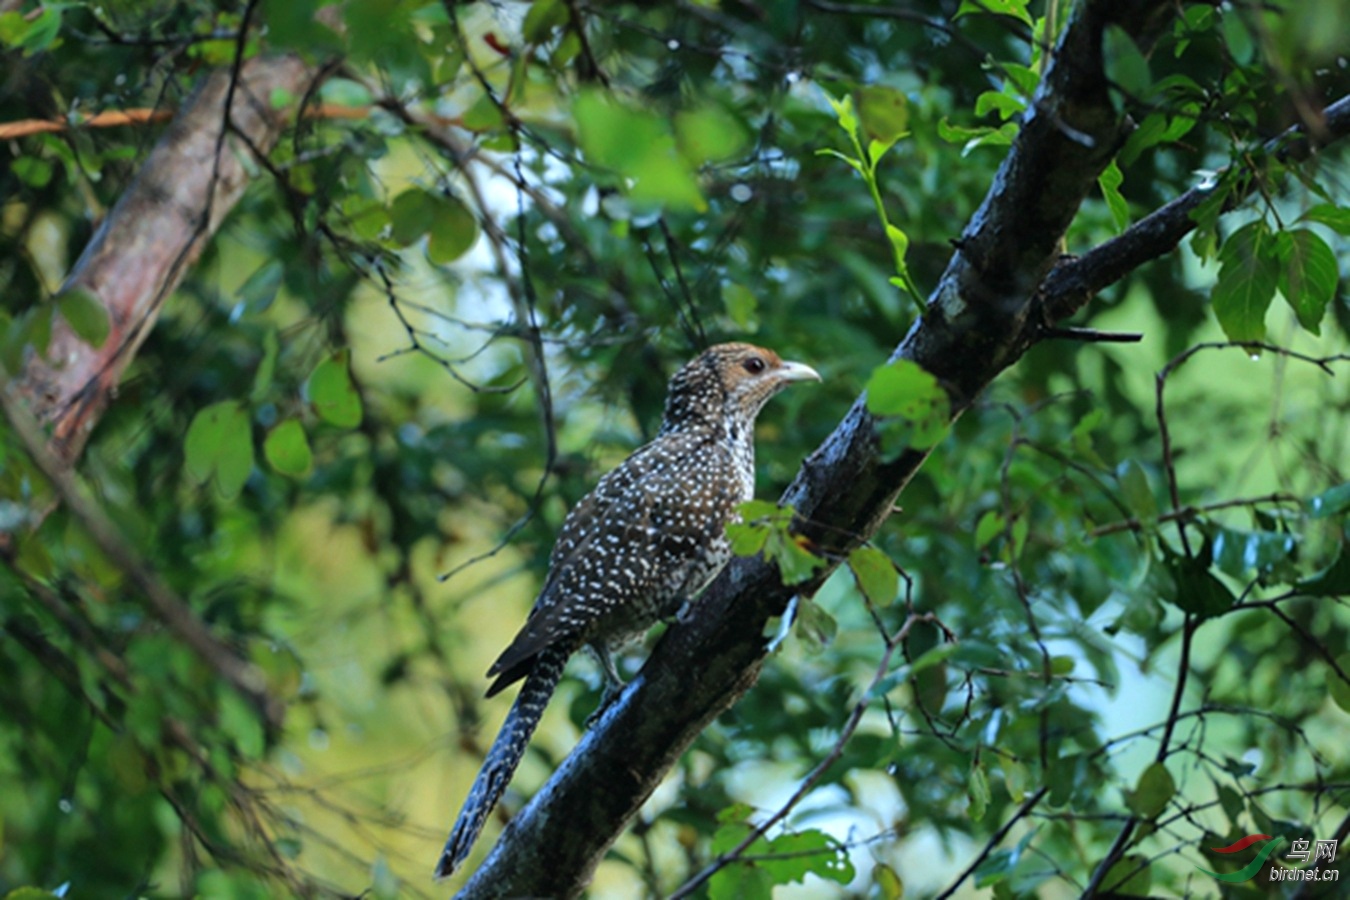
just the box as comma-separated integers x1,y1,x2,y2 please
1197,833,1285,882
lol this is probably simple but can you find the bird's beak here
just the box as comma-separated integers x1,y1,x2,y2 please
776,360,822,383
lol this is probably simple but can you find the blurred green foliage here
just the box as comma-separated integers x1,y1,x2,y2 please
1,0,1349,897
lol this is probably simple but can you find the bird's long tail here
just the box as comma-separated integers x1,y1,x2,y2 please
434,640,572,881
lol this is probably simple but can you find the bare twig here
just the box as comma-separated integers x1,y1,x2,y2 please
669,612,935,900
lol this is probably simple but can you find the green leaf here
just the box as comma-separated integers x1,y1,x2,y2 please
627,150,707,211
57,288,110,348
318,77,374,108
1307,482,1350,518
1328,653,1350,713
1188,176,1234,261
237,260,285,314
726,522,769,557
1125,762,1175,818
824,92,859,136
975,89,1026,121
308,350,363,429
814,146,865,175
675,104,751,165
709,863,773,900
885,223,910,269
1165,550,1235,619
251,327,279,401
389,189,438,246
795,599,838,652
461,91,505,132
1000,756,1028,803
0,4,62,54
1275,228,1338,334
185,401,233,482
1211,527,1296,578
738,499,788,522
1302,203,1350,235
727,500,778,556
865,360,951,451
1001,63,1040,97
2,889,63,900
13,305,54,362
723,283,758,329
1213,220,1278,341
1046,754,1080,807
875,862,905,900
955,0,1032,27
1050,655,1076,676
708,811,773,899
1098,161,1129,232
848,546,899,605
1010,514,1029,559
12,155,54,188
1218,785,1245,824
1103,25,1152,98
854,84,910,145
974,510,1005,549
762,829,854,886
522,0,568,43
371,853,400,900
1120,113,1168,165
184,401,254,499
1220,9,1255,63
0,12,26,46
107,732,148,793
427,194,479,264
968,760,990,821
574,90,705,211
766,531,825,585
215,408,256,499
909,642,959,677
264,419,314,477
1071,407,1106,466
936,119,994,143
217,686,265,759
974,849,1017,887
1118,460,1156,521
715,801,755,826
1297,543,1350,596
1103,854,1152,895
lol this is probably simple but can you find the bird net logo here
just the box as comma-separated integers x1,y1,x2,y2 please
1197,833,1340,883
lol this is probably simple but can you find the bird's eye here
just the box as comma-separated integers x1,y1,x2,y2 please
742,356,766,374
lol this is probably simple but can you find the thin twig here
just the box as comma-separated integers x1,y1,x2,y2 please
669,612,934,899
934,786,1051,900
0,372,281,729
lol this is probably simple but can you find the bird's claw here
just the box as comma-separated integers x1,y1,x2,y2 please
585,680,625,728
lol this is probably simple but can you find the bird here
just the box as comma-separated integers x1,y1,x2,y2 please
434,342,820,880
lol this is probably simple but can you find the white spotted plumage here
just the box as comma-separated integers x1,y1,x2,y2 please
434,343,819,880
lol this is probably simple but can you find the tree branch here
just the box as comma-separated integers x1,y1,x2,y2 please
11,53,320,468
1041,93,1350,322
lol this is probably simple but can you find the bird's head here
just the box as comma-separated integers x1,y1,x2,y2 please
661,342,820,435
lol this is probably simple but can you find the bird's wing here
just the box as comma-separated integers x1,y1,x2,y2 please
484,435,726,695
544,440,663,577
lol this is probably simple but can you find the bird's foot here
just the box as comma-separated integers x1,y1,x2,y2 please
585,680,626,728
